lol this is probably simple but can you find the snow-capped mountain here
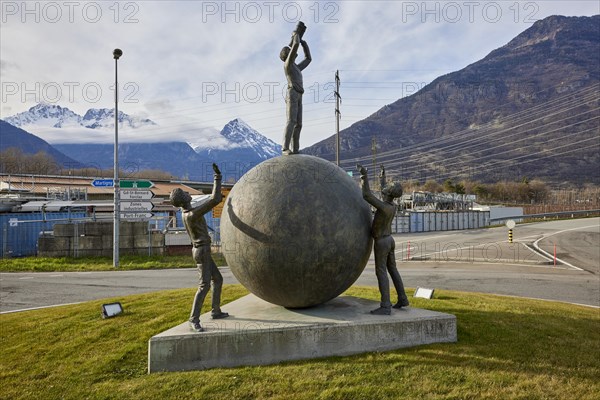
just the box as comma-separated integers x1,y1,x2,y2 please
4,103,82,128
220,118,281,159
82,108,156,129
190,118,281,160
5,104,282,181
5,103,156,130
55,120,281,180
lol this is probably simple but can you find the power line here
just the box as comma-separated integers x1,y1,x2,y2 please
338,84,600,166
380,110,600,173
387,131,599,182
339,84,600,165
378,112,599,178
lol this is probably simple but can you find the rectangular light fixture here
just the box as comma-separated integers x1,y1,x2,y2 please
414,287,435,299
101,302,123,318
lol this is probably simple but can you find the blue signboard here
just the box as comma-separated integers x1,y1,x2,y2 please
91,179,114,187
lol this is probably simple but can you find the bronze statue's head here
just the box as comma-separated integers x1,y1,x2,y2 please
169,188,190,207
280,46,291,61
382,182,403,200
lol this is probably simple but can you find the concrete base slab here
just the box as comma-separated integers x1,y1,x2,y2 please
148,294,457,373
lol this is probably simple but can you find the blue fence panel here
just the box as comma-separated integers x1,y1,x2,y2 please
1,212,86,257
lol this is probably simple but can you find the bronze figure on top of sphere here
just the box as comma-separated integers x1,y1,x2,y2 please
169,163,229,332
280,21,312,155
357,164,410,315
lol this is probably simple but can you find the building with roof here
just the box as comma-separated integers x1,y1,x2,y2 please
0,173,232,212
0,173,231,257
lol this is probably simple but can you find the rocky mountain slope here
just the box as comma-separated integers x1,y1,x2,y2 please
0,120,79,168
303,15,600,185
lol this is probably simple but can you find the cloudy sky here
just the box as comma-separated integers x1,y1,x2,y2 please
1,1,598,147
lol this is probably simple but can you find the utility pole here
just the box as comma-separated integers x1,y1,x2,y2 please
334,70,341,166
113,48,123,268
371,137,378,190
371,137,377,170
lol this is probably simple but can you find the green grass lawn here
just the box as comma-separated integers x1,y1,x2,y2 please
0,253,226,272
1,286,598,400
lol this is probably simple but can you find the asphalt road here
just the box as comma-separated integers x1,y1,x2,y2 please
1,218,598,313
537,224,599,274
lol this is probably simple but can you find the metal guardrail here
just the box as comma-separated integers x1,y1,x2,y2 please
490,209,600,224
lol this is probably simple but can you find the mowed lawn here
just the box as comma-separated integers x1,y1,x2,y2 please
1,285,598,399
0,254,226,272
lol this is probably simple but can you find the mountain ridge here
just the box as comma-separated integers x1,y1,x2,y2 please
0,119,80,168
303,15,600,185
4,104,281,180
52,118,280,181
5,103,157,131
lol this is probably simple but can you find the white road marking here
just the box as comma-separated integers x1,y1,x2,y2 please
531,225,598,271
521,243,554,263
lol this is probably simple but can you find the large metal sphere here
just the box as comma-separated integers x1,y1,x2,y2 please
220,155,373,308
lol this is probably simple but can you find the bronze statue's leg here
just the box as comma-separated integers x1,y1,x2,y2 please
373,237,393,310
209,257,224,314
387,251,410,308
189,246,212,323
292,92,303,153
386,237,409,308
283,90,298,152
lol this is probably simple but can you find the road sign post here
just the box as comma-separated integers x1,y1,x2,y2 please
91,179,114,187
121,189,154,200
120,180,154,189
120,201,154,212
120,212,154,220
120,190,154,219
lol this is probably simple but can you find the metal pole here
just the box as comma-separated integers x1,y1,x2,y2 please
2,223,7,258
371,137,377,188
335,70,341,166
113,49,123,268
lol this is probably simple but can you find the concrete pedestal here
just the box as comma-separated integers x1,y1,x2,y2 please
148,294,457,373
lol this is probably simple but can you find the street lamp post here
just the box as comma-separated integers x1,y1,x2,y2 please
113,48,123,268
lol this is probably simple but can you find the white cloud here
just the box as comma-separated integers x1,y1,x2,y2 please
2,0,598,148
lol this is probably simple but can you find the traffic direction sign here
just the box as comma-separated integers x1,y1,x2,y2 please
121,212,153,220
91,179,114,187
120,189,154,200
120,180,154,189
120,201,154,212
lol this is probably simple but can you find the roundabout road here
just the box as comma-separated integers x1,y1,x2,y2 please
1,218,598,313
535,224,599,274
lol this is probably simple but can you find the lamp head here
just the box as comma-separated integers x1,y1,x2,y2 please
113,48,123,60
